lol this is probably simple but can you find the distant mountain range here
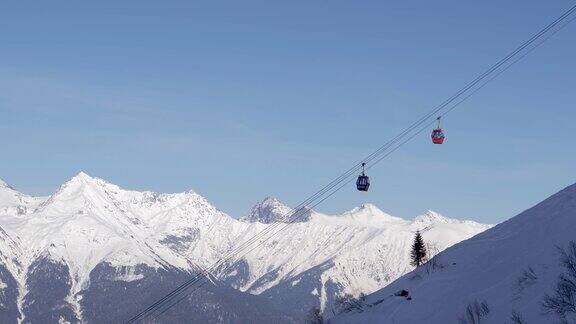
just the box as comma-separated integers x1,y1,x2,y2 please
0,173,491,323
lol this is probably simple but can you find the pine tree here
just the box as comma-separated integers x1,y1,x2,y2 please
410,230,427,267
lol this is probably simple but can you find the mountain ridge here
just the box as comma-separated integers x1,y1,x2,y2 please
0,172,492,322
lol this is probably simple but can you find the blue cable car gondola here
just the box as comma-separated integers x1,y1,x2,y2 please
356,163,370,192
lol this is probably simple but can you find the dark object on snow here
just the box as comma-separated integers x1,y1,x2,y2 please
395,290,409,297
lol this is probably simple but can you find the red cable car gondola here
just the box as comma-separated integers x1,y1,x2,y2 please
431,117,445,145
356,163,370,192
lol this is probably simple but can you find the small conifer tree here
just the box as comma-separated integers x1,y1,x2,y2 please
410,231,427,267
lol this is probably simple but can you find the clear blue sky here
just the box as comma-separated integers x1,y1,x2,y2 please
1,1,575,223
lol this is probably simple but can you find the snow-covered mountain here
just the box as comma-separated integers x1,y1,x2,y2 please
0,173,491,323
0,174,292,323
223,202,490,320
332,183,576,324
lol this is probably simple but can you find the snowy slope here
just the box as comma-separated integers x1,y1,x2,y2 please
333,183,576,324
0,173,492,322
0,179,45,217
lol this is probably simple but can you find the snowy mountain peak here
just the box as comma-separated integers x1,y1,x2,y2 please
263,196,281,204
413,210,450,224
38,172,109,208
345,203,404,222
75,171,91,178
310,203,409,227
66,171,107,187
356,203,385,214
258,196,285,209
241,197,293,223
73,171,94,181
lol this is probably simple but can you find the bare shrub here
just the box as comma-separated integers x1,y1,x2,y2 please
514,266,538,299
509,311,525,324
423,255,444,275
542,241,576,323
458,300,490,324
420,243,446,275
424,242,440,262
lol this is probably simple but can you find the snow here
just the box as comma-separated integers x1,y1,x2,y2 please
0,173,492,320
0,178,45,217
333,182,576,324
240,197,295,223
310,204,407,227
226,198,490,316
0,173,200,313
